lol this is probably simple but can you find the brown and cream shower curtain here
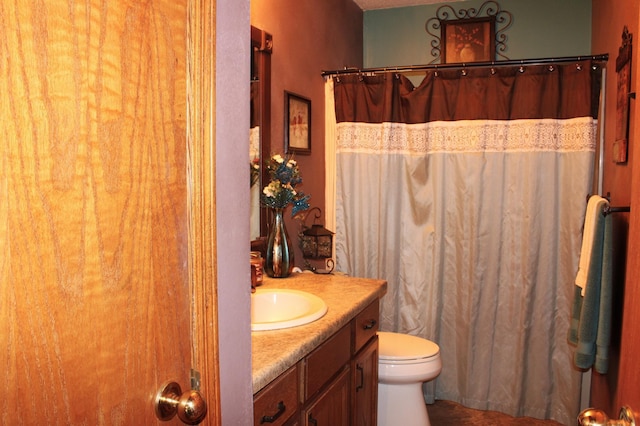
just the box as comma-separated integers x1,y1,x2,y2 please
326,60,602,424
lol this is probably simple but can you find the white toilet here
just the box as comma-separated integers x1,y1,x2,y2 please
377,331,442,426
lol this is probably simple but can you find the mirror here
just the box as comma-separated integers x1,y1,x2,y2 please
250,26,272,241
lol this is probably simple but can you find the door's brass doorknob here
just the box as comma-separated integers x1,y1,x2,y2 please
578,406,636,426
155,381,207,425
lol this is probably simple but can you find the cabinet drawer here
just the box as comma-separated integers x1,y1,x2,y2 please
304,324,351,399
353,299,379,353
254,364,299,426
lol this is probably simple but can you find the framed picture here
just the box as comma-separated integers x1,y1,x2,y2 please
285,91,311,155
614,26,632,164
441,18,495,64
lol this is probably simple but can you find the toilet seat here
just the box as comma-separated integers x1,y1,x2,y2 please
378,331,440,363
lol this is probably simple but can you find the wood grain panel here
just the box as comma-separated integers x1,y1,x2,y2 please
253,365,299,426
590,1,639,418
0,1,201,423
304,325,351,400
616,6,640,410
187,0,221,424
302,368,351,426
352,337,378,426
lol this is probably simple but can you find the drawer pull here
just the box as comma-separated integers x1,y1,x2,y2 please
308,413,318,425
260,401,286,424
363,319,377,330
356,364,365,391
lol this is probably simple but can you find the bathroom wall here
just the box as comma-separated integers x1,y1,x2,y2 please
363,0,592,68
246,0,640,417
249,0,591,268
591,0,640,416
251,0,363,266
218,0,254,423
246,0,640,416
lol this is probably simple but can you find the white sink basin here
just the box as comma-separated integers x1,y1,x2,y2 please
251,288,328,331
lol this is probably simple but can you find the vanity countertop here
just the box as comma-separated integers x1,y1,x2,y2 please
251,272,387,394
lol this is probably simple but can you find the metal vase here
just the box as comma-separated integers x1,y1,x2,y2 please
265,208,294,278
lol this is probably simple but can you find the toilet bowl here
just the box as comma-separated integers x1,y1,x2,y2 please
377,331,442,426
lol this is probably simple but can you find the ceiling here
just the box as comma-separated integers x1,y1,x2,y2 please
353,0,465,11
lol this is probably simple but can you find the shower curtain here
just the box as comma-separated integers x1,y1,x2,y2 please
327,61,602,424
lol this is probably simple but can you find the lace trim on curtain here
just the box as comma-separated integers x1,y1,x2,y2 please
336,117,597,154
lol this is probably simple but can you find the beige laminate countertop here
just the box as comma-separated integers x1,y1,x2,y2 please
251,272,387,394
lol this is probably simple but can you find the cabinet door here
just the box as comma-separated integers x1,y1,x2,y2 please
353,336,379,426
303,367,350,426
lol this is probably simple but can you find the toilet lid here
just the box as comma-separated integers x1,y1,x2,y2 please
378,331,440,361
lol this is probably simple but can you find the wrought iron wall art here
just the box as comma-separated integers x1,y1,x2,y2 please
425,1,512,64
614,26,633,164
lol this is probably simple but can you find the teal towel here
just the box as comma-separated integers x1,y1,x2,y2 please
568,202,612,374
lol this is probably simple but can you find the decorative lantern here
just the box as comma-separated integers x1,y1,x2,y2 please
301,223,334,259
297,207,335,273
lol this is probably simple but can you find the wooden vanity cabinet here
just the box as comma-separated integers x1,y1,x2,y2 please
302,367,351,425
253,299,380,426
352,339,378,425
352,300,379,426
304,325,351,399
302,324,351,425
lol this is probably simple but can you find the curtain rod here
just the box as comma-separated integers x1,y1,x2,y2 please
321,54,609,77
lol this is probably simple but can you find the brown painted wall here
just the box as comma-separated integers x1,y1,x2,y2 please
593,1,637,206
591,0,640,417
251,0,363,267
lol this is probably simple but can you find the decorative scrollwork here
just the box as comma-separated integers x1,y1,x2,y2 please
425,1,512,64
616,25,632,71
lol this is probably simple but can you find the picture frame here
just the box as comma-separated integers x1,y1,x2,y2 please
285,91,311,155
441,17,495,64
614,26,632,164
425,2,511,64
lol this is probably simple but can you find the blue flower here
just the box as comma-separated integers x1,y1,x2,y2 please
261,154,310,215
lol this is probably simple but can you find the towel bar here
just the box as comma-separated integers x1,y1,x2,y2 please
603,206,631,216
586,193,630,216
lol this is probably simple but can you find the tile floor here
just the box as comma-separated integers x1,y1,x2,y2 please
427,400,566,425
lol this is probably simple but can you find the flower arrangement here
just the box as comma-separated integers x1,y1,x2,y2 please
261,153,310,215
451,24,484,50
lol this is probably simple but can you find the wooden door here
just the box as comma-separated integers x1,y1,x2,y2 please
615,33,640,414
588,5,640,419
0,1,219,424
614,8,640,414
